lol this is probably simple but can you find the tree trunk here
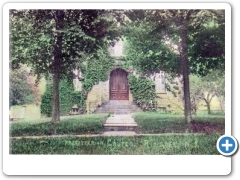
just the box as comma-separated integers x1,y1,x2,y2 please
206,101,211,114
204,93,214,115
203,96,212,115
179,18,192,123
50,10,64,134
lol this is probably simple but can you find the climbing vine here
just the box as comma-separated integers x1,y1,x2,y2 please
41,47,114,116
165,74,183,98
41,79,85,117
128,74,157,111
82,48,115,92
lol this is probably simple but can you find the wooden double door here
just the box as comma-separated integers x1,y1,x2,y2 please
110,68,129,100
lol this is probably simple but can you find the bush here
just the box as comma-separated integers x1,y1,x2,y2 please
10,114,107,136
10,134,221,154
10,68,35,106
41,79,86,116
40,83,53,117
128,75,157,111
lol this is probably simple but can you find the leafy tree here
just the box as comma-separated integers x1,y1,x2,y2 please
188,10,225,76
10,68,34,106
122,10,225,123
190,70,225,114
122,19,180,74
10,9,119,134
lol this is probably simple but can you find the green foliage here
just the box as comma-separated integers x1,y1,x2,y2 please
128,75,157,111
58,79,85,115
10,69,35,106
41,79,86,116
10,10,119,78
190,71,225,114
122,19,180,74
40,83,53,117
134,112,224,134
123,10,225,123
123,10,224,75
10,10,120,124
188,17,225,76
10,134,220,154
10,114,107,136
82,48,115,92
165,82,178,97
135,113,187,133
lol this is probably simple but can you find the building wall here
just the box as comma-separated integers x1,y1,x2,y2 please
85,70,183,114
86,80,109,113
157,92,184,114
10,104,41,120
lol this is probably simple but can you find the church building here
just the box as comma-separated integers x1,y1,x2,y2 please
73,40,184,114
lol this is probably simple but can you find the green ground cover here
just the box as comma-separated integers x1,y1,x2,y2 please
10,114,108,136
9,112,224,155
134,112,225,134
10,134,220,155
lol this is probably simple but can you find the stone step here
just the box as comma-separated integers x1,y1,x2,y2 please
103,125,138,132
99,105,139,109
96,107,139,110
103,131,137,136
97,111,139,114
104,123,137,126
103,114,138,132
94,100,142,114
96,109,139,112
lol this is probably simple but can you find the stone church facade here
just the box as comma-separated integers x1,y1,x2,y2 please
73,40,184,114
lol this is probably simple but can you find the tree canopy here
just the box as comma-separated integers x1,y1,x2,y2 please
122,9,225,123
10,10,119,78
10,9,225,125
10,9,120,133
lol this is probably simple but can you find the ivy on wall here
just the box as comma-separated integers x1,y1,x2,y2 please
41,47,114,116
165,74,183,98
128,74,157,111
82,48,115,92
41,79,85,117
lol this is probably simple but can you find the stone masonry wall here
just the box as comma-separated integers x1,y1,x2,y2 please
86,80,109,113
157,92,184,114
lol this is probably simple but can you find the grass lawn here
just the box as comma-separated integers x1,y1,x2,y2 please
134,112,225,134
10,114,108,136
10,133,220,155
9,112,224,155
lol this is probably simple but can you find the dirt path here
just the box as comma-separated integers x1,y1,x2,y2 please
10,132,206,140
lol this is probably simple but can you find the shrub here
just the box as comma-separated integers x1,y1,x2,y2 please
128,75,157,111
10,68,35,106
41,79,86,116
40,83,53,117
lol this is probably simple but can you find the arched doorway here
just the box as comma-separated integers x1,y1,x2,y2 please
110,68,129,100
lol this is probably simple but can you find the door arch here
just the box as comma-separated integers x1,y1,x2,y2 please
110,68,129,100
